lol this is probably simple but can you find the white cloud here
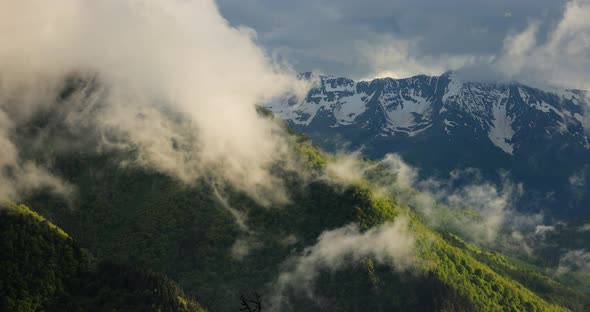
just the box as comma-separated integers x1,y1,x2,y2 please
325,152,417,189
388,167,557,256
570,171,586,188
325,152,367,185
497,21,540,78
270,219,415,309
218,0,563,80
413,173,527,245
324,154,558,256
495,0,590,90
360,1,590,90
324,153,547,253
0,108,73,202
534,225,556,236
0,0,310,205
230,236,262,260
359,35,478,79
379,154,418,187
557,249,590,274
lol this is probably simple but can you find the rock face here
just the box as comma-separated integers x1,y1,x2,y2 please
266,72,590,217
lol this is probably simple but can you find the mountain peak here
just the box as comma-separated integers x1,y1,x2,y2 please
271,72,589,155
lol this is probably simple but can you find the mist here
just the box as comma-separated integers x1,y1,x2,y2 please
322,151,566,258
0,0,311,205
324,152,417,191
557,250,590,275
270,219,416,310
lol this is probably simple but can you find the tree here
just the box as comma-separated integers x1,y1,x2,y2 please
240,292,262,312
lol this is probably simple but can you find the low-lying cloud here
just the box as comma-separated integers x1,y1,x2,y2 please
327,153,558,256
557,249,590,275
414,172,527,245
325,152,417,190
408,169,558,256
0,109,73,202
0,0,310,205
270,219,415,310
221,0,590,98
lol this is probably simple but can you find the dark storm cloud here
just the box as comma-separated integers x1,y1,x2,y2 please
217,0,565,79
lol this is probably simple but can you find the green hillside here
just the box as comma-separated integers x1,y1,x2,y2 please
0,204,205,312
13,127,585,311
0,96,584,311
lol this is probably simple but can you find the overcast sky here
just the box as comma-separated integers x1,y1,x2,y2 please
217,0,590,89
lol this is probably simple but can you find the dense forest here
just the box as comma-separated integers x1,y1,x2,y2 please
3,113,586,311
0,82,587,311
0,204,205,312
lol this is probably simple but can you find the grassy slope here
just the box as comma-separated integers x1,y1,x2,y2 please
0,203,205,312
18,133,586,311
8,103,584,311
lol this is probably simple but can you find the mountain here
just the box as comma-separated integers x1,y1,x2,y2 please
16,142,587,312
2,77,589,311
266,72,590,217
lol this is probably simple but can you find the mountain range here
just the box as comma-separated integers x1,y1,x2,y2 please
2,75,590,311
267,72,590,217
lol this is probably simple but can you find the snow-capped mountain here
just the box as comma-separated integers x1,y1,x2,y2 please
268,72,589,156
266,72,590,217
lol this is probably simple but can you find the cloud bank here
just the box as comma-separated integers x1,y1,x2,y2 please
0,109,73,201
270,219,415,310
325,153,555,255
491,0,590,90
557,249,590,274
325,152,417,190
219,0,590,93
0,0,309,204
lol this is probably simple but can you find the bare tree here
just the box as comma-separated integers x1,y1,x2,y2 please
240,292,262,312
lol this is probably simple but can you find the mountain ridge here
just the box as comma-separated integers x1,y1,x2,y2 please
267,71,590,217
270,71,588,155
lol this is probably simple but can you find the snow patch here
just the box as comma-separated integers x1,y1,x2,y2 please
334,91,372,125
443,119,457,127
518,87,530,103
530,101,564,119
325,83,355,93
266,96,326,126
443,74,462,103
382,94,431,128
488,96,515,155
389,124,433,137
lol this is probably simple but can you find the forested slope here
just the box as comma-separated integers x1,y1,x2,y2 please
2,92,587,311
0,204,205,312
17,134,587,311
